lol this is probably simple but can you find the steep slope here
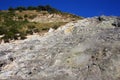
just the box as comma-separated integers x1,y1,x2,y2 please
14,10,81,23
0,7,82,43
0,16,120,80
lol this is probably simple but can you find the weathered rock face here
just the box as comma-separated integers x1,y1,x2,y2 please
0,16,120,80
30,13,79,23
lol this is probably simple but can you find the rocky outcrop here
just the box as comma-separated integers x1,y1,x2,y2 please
0,16,120,80
30,13,78,23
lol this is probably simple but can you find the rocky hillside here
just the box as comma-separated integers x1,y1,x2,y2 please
14,10,81,23
0,5,82,43
0,16,120,80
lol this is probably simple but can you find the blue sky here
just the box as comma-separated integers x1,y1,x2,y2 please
0,0,120,17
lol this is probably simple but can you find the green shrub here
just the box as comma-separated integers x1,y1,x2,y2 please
8,7,14,11
52,25,59,29
42,27,49,31
24,14,28,18
18,16,23,20
29,15,37,19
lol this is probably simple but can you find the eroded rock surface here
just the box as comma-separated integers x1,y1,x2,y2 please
0,16,120,80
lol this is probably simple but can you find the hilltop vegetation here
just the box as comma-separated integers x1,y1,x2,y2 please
8,5,61,14
0,5,82,43
8,5,81,19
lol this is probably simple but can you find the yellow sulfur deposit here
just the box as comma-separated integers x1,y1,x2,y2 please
64,26,74,34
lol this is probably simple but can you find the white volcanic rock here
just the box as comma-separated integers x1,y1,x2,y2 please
30,14,73,23
0,16,120,80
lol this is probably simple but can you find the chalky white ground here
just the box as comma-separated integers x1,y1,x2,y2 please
0,16,120,80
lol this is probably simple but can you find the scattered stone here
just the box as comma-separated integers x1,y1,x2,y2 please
0,16,120,80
